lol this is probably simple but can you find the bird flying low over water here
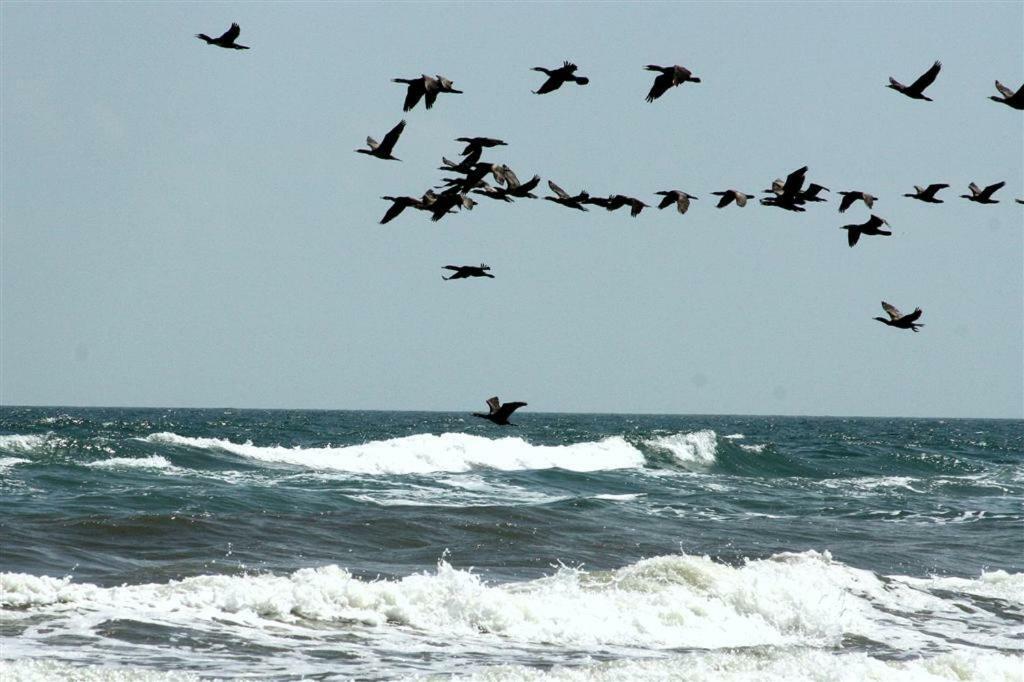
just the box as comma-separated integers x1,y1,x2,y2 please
838,191,877,213
887,61,941,101
196,23,249,49
904,183,950,203
989,81,1024,110
712,190,753,208
655,190,699,214
875,301,924,332
961,181,1005,204
393,75,462,111
356,120,406,161
473,396,527,425
545,181,590,211
442,264,494,280
644,64,701,102
842,214,891,247
532,61,590,94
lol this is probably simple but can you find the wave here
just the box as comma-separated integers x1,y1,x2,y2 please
0,659,198,682
0,434,49,453
0,457,30,471
142,432,646,475
644,430,718,468
84,455,176,471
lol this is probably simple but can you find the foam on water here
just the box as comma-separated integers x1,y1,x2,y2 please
0,660,198,682
84,456,176,471
142,432,646,474
0,457,30,471
0,434,49,453
644,430,718,468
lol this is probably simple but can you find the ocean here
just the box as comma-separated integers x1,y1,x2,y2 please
0,407,1021,680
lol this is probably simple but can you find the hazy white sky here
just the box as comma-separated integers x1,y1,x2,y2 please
2,1,1022,418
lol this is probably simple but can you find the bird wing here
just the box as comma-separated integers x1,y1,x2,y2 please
424,88,439,109
838,193,856,213
378,120,406,153
485,397,501,414
901,308,923,323
518,175,541,193
863,194,875,208
781,166,808,198
217,23,241,42
657,193,675,210
968,182,981,196
402,81,424,112
443,266,463,271
994,80,1015,99
534,76,561,95
380,201,407,224
979,181,1005,200
677,194,692,214
923,183,949,197
646,72,672,102
548,180,570,199
734,192,748,207
714,192,732,208
865,214,887,229
494,401,527,421
908,60,941,94
365,136,379,151
881,301,903,321
845,226,861,247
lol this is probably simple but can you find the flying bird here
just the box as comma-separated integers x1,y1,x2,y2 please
874,302,924,332
393,75,462,111
961,181,1005,204
904,183,949,203
532,61,590,94
473,396,528,425
589,194,648,217
760,166,809,211
989,81,1024,110
428,189,476,221
473,175,541,202
838,191,877,213
655,190,699,214
842,214,891,247
644,64,701,102
887,61,941,101
356,120,406,161
800,184,830,203
442,264,494,281
195,23,249,50
379,195,423,224
712,190,753,208
545,181,590,211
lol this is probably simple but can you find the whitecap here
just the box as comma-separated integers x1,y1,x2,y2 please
84,455,176,471
644,430,718,468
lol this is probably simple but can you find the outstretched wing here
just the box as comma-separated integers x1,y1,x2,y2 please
734,192,748,207
485,397,501,414
378,120,406,154
908,60,941,94
979,181,1005,200
865,214,887,230
534,75,561,95
838,193,857,213
846,227,861,247
901,308,923,323
402,81,424,112
380,200,408,224
494,401,527,422
714,192,732,208
994,80,1015,99
781,166,808,198
881,301,903,321
646,72,672,102
923,183,949,197
217,23,241,43
548,180,570,199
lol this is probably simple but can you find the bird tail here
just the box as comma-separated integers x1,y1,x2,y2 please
196,34,212,43
689,76,702,83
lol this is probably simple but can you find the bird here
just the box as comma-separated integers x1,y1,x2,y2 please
760,166,809,211
644,64,701,102
874,302,924,332
842,214,891,247
904,183,950,203
1017,199,1024,205
473,175,541,202
428,189,476,221
800,184,830,203
545,181,590,211
472,396,527,425
887,61,941,101
393,75,462,111
989,81,1024,110
655,190,699,214
195,23,249,50
532,61,590,94
838,191,877,213
456,137,507,157
442,264,494,281
961,181,1005,204
356,120,405,161
379,195,423,224
711,190,753,208
605,194,649,217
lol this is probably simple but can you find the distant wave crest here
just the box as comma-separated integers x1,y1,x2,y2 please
644,429,719,467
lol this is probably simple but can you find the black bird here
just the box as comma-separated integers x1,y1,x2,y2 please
532,61,590,94
711,190,753,208
196,23,249,50
379,195,423,224
655,190,699,214
605,194,649,217
904,183,949,203
393,75,462,111
442,264,494,281
760,166,809,211
428,189,476,222
473,396,527,425
838,191,877,213
545,181,590,211
961,181,1005,204
1017,199,1024,205
457,136,507,156
887,61,941,101
842,214,891,247
356,120,405,161
644,64,701,102
874,302,924,332
989,81,1024,110
800,184,830,203
473,175,541,202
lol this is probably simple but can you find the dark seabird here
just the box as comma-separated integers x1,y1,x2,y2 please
904,183,950,203
602,194,649,217
532,61,590,94
655,190,699,214
473,396,527,425
379,195,423,224
800,184,830,203
874,302,924,332
473,175,541,202
442,264,494,280
990,81,1024,110
760,166,809,211
645,64,701,102
842,214,891,247
1017,199,1024,204
838,191,877,213
356,120,405,161
887,61,941,101
961,181,1005,204
196,23,249,50
456,137,507,156
545,181,590,211
393,75,462,111
711,190,753,208
429,189,476,222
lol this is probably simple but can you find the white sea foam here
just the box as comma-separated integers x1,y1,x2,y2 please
591,493,645,501
900,570,1024,605
0,434,49,453
739,444,766,453
724,433,746,440
0,659,198,682
84,456,176,471
142,432,645,475
644,430,718,468
0,457,30,471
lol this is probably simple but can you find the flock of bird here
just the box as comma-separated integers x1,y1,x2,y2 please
198,22,1022,356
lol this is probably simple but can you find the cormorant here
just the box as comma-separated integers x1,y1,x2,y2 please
887,61,941,101
644,64,701,102
532,61,590,94
456,137,507,156
760,166,809,211
473,396,527,425
429,189,476,221
800,184,830,203
655,190,699,214
379,195,423,224
356,120,405,161
473,175,541,202
393,75,462,111
961,181,1005,204
838,191,877,213
874,301,924,332
442,264,494,280
196,23,249,50
842,214,891,247
989,81,1024,110
904,183,949,203
605,194,649,217
712,190,753,208
545,181,590,211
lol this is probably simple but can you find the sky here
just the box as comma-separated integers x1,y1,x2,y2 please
2,1,1022,418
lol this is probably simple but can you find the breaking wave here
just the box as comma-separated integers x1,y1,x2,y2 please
644,429,718,468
